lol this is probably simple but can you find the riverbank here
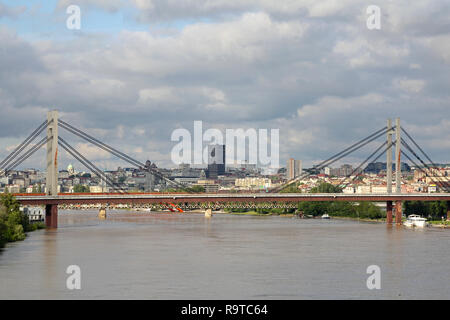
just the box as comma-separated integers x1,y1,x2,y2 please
428,221,450,228
0,221,46,249
229,211,295,217
227,211,384,221
0,194,46,249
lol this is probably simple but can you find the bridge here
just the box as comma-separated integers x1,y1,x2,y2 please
1,111,449,228
14,192,450,227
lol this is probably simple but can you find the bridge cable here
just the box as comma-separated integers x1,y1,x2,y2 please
59,121,187,191
59,141,125,193
401,127,438,167
58,137,127,193
342,140,396,190
281,126,391,186
401,150,449,192
58,120,188,191
60,120,144,167
400,138,446,186
0,120,49,170
401,127,448,186
305,126,389,174
3,136,50,174
274,126,392,192
339,141,388,187
401,139,449,190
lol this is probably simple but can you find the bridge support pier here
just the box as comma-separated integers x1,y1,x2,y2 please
205,208,212,218
386,201,393,224
395,201,402,225
447,201,450,221
99,208,107,220
45,204,58,228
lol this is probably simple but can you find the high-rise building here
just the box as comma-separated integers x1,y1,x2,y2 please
286,158,302,180
207,144,225,179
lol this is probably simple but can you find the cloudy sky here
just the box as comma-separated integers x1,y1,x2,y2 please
0,0,449,172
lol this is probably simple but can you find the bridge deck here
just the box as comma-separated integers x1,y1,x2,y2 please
15,193,450,205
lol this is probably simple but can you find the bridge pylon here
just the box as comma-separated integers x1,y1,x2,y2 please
395,118,403,224
386,119,394,224
45,110,59,228
46,110,59,195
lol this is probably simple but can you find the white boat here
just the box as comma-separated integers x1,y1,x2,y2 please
321,214,330,219
403,215,427,228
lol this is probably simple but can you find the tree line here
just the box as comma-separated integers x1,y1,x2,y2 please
0,193,45,249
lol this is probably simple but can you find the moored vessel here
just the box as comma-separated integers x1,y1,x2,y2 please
403,215,427,228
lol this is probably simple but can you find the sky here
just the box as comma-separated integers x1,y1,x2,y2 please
0,0,449,173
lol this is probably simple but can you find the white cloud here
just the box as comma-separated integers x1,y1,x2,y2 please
1,1,450,169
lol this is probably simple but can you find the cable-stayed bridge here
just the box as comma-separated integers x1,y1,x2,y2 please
1,111,449,228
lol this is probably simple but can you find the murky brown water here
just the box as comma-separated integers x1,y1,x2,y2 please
1,210,449,299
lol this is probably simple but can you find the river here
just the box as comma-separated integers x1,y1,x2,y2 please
1,210,449,299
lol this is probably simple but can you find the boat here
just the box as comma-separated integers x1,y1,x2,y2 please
321,214,330,220
403,215,427,228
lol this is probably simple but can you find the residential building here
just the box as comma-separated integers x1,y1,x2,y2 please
286,158,302,180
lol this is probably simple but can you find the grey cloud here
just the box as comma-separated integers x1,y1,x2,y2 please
56,0,124,13
0,3,27,18
0,2,450,171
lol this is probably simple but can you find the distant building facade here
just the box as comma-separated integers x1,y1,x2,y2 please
364,162,411,174
207,144,226,179
286,158,302,180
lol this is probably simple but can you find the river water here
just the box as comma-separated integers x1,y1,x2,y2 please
0,210,449,299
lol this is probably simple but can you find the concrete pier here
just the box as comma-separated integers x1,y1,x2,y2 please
205,208,212,218
45,204,58,228
395,201,402,225
99,208,107,219
386,201,393,224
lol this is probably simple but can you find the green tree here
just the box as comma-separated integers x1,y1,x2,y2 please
188,185,205,193
0,218,8,248
1,193,20,215
295,183,384,219
73,184,90,193
403,201,446,220
310,183,342,194
0,194,28,247
280,183,302,193
165,185,206,193
355,202,384,219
